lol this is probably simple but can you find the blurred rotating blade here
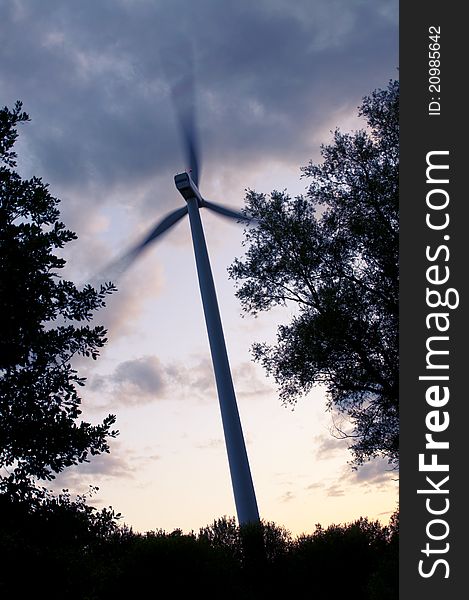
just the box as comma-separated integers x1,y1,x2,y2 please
177,109,200,188
102,206,188,281
168,51,201,186
201,199,254,223
133,205,188,250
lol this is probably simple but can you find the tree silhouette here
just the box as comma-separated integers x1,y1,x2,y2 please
0,501,397,599
230,80,398,466
0,102,117,491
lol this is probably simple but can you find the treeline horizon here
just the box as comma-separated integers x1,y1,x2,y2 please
0,486,398,599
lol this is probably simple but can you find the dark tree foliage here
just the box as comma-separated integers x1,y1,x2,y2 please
0,512,398,599
229,81,398,466
0,102,117,488
0,485,121,599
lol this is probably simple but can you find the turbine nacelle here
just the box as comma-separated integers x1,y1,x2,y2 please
174,171,202,203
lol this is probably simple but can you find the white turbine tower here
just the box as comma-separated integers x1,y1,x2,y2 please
104,66,260,526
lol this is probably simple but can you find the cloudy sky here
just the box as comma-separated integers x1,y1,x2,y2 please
1,0,398,534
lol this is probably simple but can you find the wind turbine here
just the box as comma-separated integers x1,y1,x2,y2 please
104,67,260,526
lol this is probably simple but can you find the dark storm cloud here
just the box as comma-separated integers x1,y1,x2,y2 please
1,0,398,201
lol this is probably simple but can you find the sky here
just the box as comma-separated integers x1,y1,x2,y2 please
1,0,399,536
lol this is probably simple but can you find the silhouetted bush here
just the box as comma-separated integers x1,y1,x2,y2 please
0,493,398,599
0,485,120,599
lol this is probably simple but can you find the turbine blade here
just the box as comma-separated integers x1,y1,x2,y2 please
167,50,201,186
201,199,254,223
135,205,188,250
99,206,188,281
177,107,200,188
